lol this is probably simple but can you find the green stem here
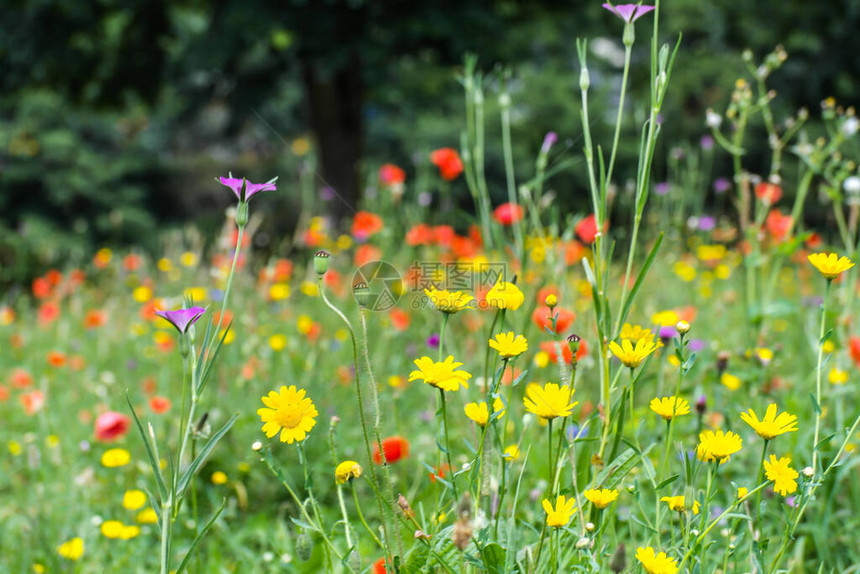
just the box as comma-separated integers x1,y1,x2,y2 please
351,484,383,550
439,388,459,501
812,280,831,475
755,440,769,527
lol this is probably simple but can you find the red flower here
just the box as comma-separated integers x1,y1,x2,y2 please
84,309,108,329
493,203,524,226
850,336,860,367
149,396,172,414
430,148,464,181
765,209,792,243
406,224,435,246
755,182,782,205
10,368,33,389
540,339,588,363
562,240,586,266
46,351,67,368
373,435,410,464
94,411,131,442
429,463,450,482
355,244,382,268
352,211,384,240
373,558,388,574
38,301,60,326
379,164,406,186
575,215,607,244
532,306,576,334
33,277,53,299
433,225,456,248
389,308,410,332
123,254,142,272
20,391,45,415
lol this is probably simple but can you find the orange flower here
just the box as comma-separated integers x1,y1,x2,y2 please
32,277,53,299
755,182,782,205
575,215,607,244
493,203,524,225
0,385,8,402
429,463,451,483
84,309,108,329
379,163,406,186
390,308,411,332
562,240,587,265
373,558,388,574
20,390,45,415
433,225,456,248
123,254,142,272
850,336,860,367
532,306,576,334
355,244,382,268
274,259,293,282
47,351,67,368
765,209,792,243
38,301,60,326
142,377,158,394
373,435,410,464
406,224,435,246
10,368,33,389
430,148,463,181
149,396,172,414
69,355,86,371
352,211,384,239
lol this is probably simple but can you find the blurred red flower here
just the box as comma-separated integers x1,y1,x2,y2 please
373,435,410,464
493,203,524,225
755,182,782,205
379,164,406,186
532,306,576,334
352,211,384,240
430,148,464,181
94,411,131,442
575,215,607,244
149,396,172,414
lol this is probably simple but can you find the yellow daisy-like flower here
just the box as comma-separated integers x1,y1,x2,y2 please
120,525,141,540
211,471,228,485
651,310,679,327
101,520,125,539
424,286,474,313
649,396,690,421
696,429,743,464
523,383,578,420
464,397,505,426
542,495,576,528
739,404,798,440
486,277,525,311
122,489,147,511
764,455,798,496
636,547,679,574
136,508,159,524
609,338,659,368
829,368,849,385
808,252,855,280
489,331,528,359
721,372,741,391
660,495,700,515
737,487,749,499
619,323,660,346
257,385,319,444
408,356,472,392
583,488,619,509
101,448,131,468
57,537,84,561
503,444,521,461
335,460,363,484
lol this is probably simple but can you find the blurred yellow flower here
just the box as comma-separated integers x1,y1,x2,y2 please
136,508,158,524
583,488,619,509
764,455,798,496
503,444,521,461
542,495,576,528
808,252,854,280
696,429,742,464
101,448,131,468
660,495,699,514
297,315,314,335
651,311,679,327
488,332,528,359
300,281,319,297
8,440,22,456
486,277,524,311
424,286,474,314
122,489,147,510
721,372,741,391
335,460,363,484
408,356,472,392
211,471,228,485
463,397,505,426
101,520,125,539
57,537,84,561
829,368,849,385
258,386,318,444
534,351,550,368
523,383,577,420
740,404,798,440
270,283,291,301
157,258,173,272
180,252,199,267
133,286,153,303
269,334,287,351
649,396,690,421
737,487,748,499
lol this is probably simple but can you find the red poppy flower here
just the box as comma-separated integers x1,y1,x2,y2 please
493,203,524,225
274,259,293,282
38,301,60,326
755,182,782,205
84,309,108,329
451,235,479,259
373,435,410,464
373,558,388,574
0,385,8,402
379,164,406,186
805,233,823,249
352,211,384,239
532,306,576,334
562,240,586,266
765,209,792,243
429,463,450,482
433,225,456,248
406,224,435,246
850,336,860,367
10,368,33,389
355,244,382,268
430,148,464,181
149,396,172,414
389,308,410,332
575,215,607,245
20,391,45,415
94,411,131,442
46,351,67,368
123,254,142,272
32,277,52,299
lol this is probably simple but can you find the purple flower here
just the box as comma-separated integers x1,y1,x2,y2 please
155,306,206,334
567,423,588,441
541,132,558,154
602,3,656,23
319,186,336,201
659,325,678,341
713,177,731,194
700,135,715,150
698,216,716,231
655,182,671,196
786,496,796,508
427,333,441,348
688,338,705,352
219,176,277,202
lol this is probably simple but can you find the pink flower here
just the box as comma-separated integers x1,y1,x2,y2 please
94,411,131,442
602,3,655,23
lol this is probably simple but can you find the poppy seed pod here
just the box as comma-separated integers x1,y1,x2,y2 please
314,250,330,276
353,282,372,308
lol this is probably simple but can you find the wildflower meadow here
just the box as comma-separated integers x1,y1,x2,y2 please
2,1,860,573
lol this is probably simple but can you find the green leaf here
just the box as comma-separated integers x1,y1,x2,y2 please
177,413,238,496
197,320,234,394
655,474,679,491
617,233,664,333
481,543,507,573
810,393,822,416
126,392,167,500
289,516,319,532
594,448,639,489
815,432,836,452
175,498,226,574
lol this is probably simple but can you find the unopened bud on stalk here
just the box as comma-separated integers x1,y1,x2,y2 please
696,395,707,415
676,320,690,335
352,282,371,308
567,333,582,362
314,250,330,276
579,67,590,92
545,294,558,309
295,532,313,562
716,351,730,375
236,201,249,227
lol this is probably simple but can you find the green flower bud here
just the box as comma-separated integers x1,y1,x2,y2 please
295,531,313,562
352,282,372,308
314,250,330,276
236,202,249,227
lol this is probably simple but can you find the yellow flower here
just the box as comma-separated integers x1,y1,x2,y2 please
696,429,743,464
101,448,131,468
488,332,528,359
180,251,198,267
609,338,659,368
424,286,474,314
764,455,798,496
649,396,690,421
335,460,363,484
808,252,855,280
269,334,287,352
211,471,228,485
636,547,679,574
541,495,576,528
544,294,558,307
660,495,700,514
503,444,521,461
523,383,578,420
8,440,22,456
132,285,153,303
122,489,147,511
829,368,849,385
721,372,741,391
619,323,660,345
740,404,798,440
120,525,141,540
463,397,505,426
651,310,679,327
270,283,291,301
755,347,773,365
57,537,84,561
534,351,550,368
737,487,749,499
257,385,319,444
101,520,125,539
408,356,472,392
136,508,159,524
583,488,619,509
486,277,525,311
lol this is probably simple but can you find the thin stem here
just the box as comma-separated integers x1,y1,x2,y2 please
439,388,459,501
812,280,831,475
351,484,383,550
755,439,769,527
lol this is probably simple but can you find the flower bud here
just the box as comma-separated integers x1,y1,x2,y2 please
295,532,313,562
696,395,707,415
251,441,263,451
352,282,372,308
545,294,558,308
579,67,590,92
314,250,330,276
676,320,690,335
716,351,730,375
622,22,635,47
236,201,249,227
